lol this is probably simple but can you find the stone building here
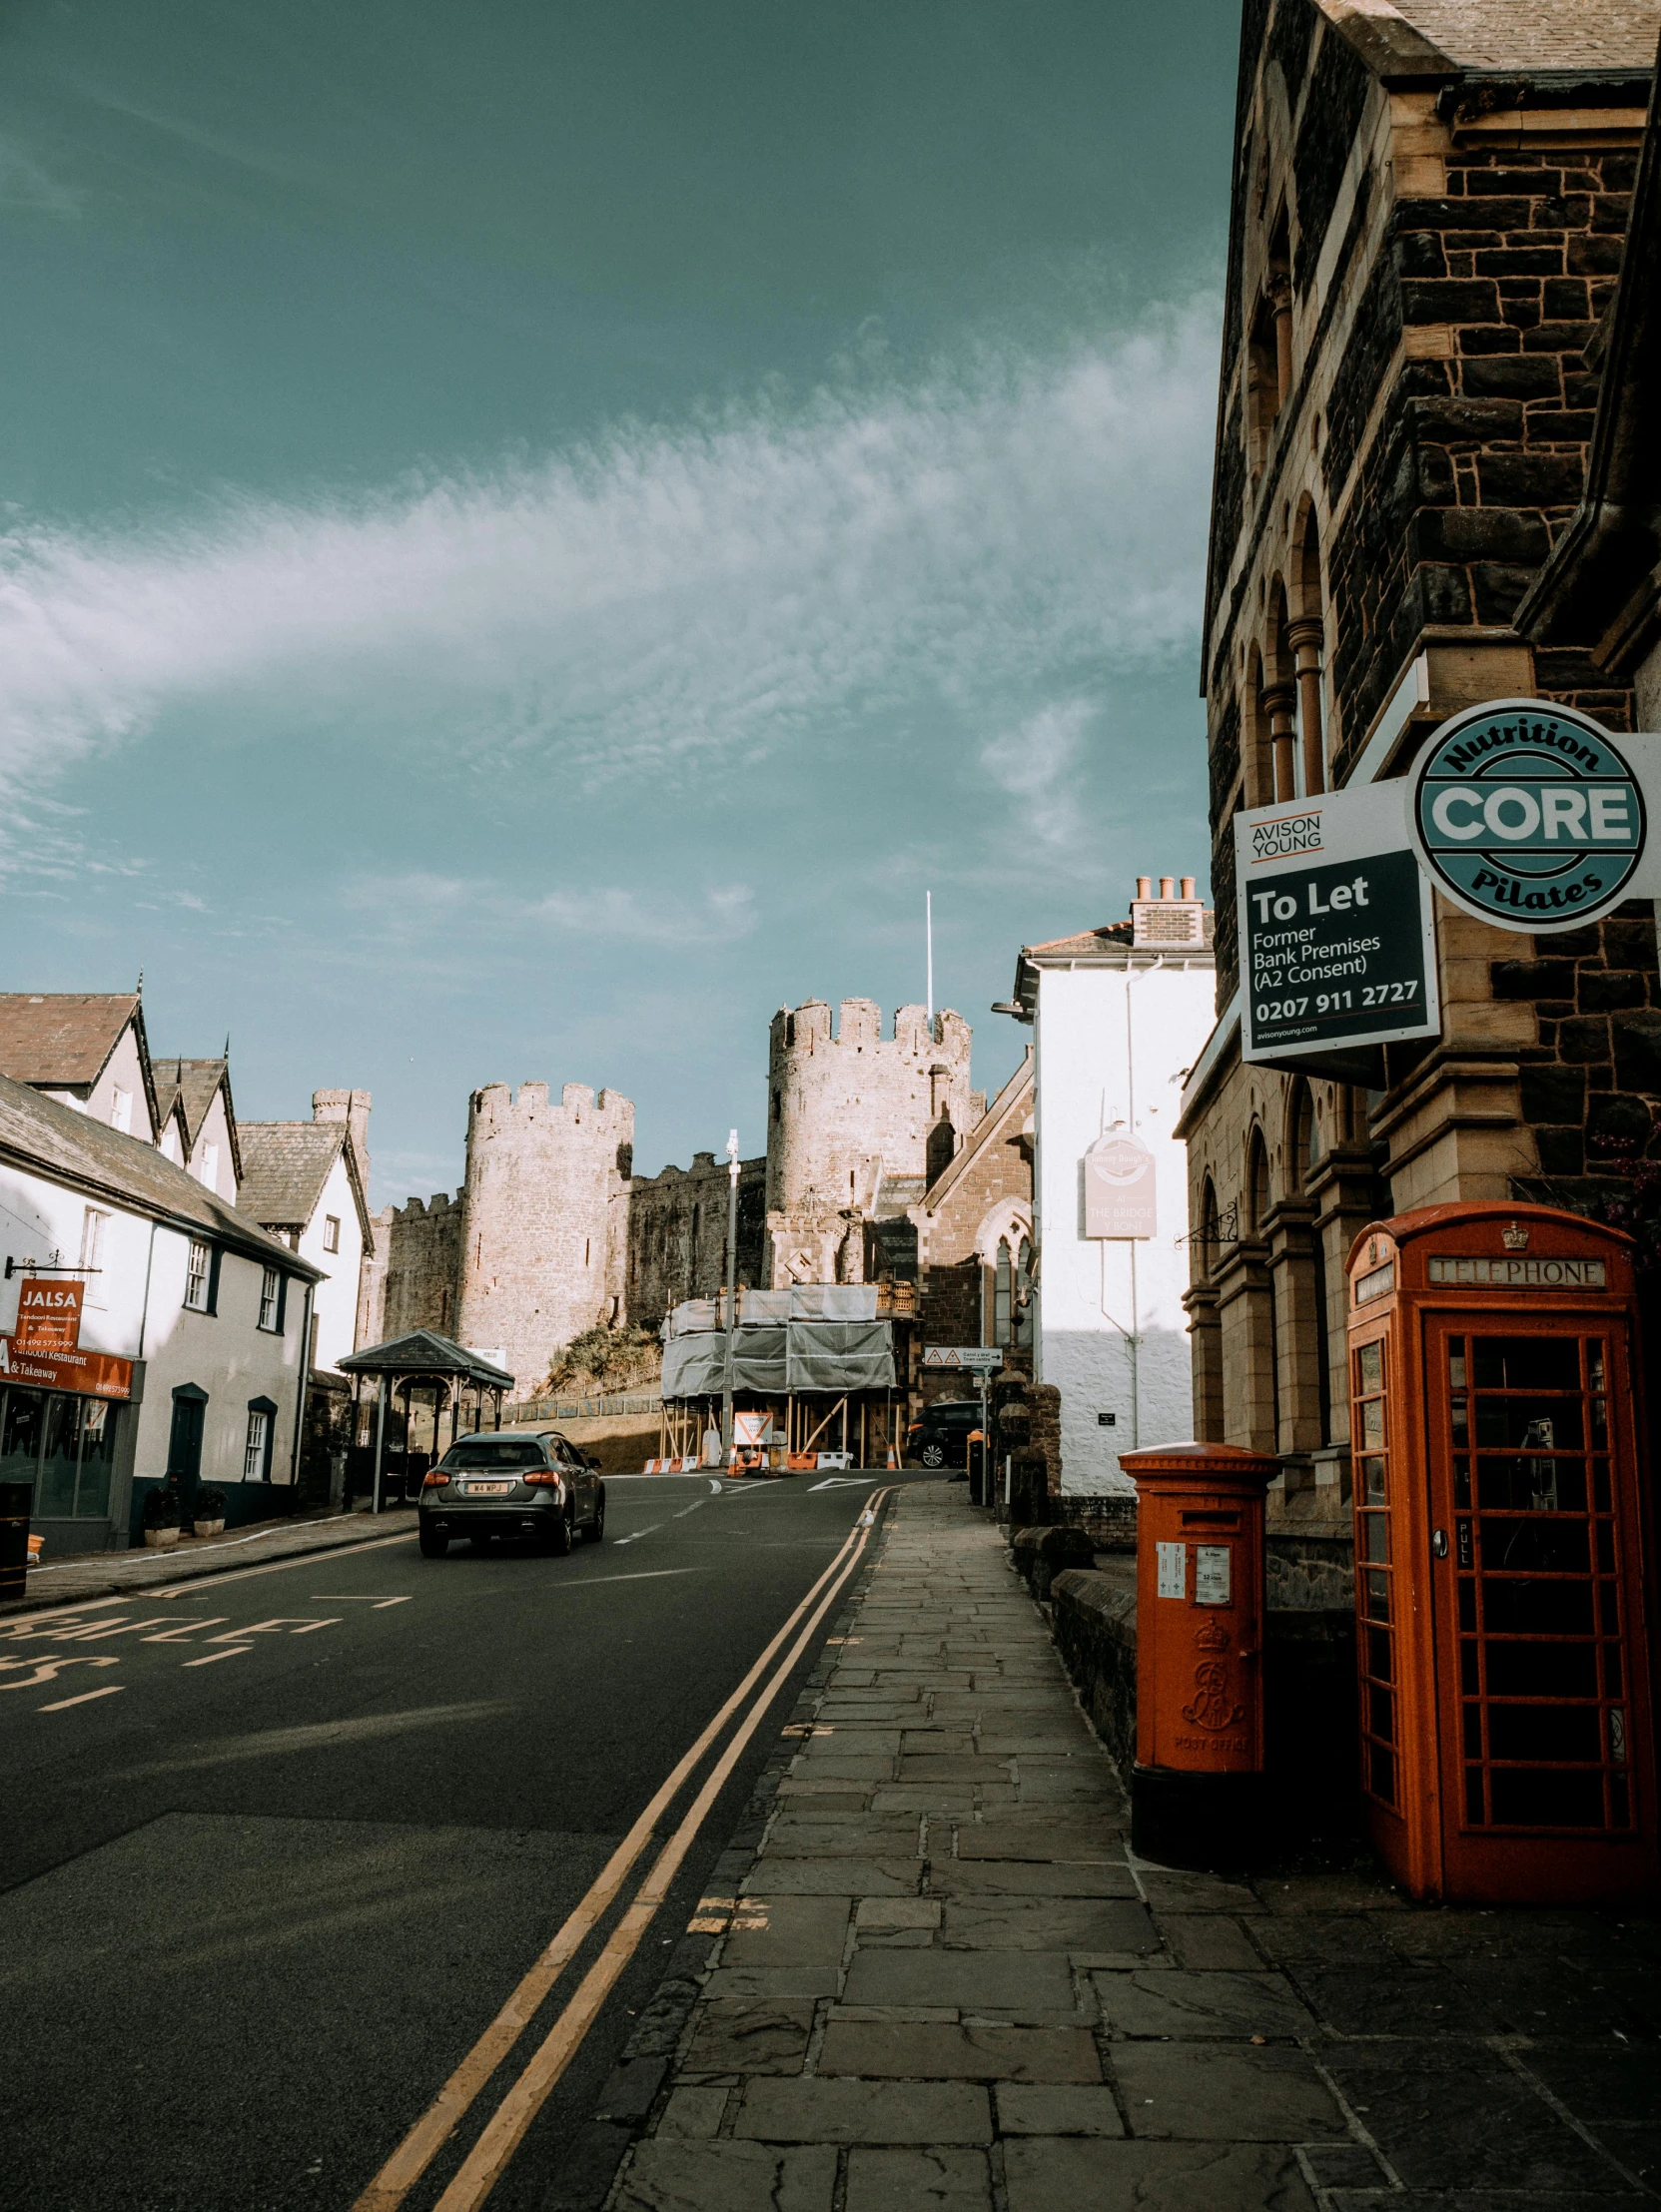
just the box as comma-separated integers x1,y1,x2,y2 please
625,1152,767,1331
765,998,982,1288
911,1049,1035,1396
1176,0,1661,1533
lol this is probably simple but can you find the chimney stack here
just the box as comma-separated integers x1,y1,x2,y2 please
1159,876,1176,900
1136,876,1153,901
1181,876,1196,900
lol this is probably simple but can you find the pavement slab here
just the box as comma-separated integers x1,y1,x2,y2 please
601,1484,1660,2212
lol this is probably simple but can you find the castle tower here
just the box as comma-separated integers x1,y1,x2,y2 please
764,999,976,1286
456,1081,634,1392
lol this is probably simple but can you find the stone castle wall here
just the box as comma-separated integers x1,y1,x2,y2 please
456,1081,633,1391
766,998,979,1285
625,1153,767,1330
375,1190,464,1340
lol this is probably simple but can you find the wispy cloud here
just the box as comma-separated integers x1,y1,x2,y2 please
980,698,1097,855
0,295,1218,809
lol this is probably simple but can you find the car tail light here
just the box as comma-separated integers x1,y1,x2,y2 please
422,1469,449,1488
523,1468,563,1488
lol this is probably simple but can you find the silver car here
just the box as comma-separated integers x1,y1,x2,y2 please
418,1428,605,1557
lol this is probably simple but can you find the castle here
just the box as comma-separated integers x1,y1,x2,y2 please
369,999,983,1394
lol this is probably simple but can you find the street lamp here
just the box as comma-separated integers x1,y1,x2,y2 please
720,1128,739,1464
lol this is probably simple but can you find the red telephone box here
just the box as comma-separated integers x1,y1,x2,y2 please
1345,1202,1657,1905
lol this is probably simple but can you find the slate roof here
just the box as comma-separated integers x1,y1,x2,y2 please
0,994,142,1090
155,1058,228,1145
1020,922,1135,961
0,1068,320,1277
1382,0,1661,74
339,1329,513,1386
238,1120,361,1234
921,1048,1034,1211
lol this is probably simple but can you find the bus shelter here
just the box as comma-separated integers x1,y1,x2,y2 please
659,1285,902,1469
338,1330,514,1511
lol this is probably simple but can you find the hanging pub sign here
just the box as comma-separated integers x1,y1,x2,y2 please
1083,1130,1157,1238
1408,699,1647,932
1237,778,1440,1070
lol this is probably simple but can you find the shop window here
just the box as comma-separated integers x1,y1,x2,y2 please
0,1389,43,1487
0,1387,121,1518
323,1214,341,1254
37,1394,81,1517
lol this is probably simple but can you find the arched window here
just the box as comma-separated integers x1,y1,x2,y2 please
1015,1238,1034,1347
1248,1129,1271,1234
994,1238,1013,1346
1288,1083,1314,1193
1290,514,1327,794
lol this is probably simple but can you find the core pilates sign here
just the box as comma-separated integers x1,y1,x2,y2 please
1410,701,1645,932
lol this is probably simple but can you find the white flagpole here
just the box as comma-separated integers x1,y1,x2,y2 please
926,891,934,1024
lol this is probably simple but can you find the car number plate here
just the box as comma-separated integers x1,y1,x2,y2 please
464,1480,513,1495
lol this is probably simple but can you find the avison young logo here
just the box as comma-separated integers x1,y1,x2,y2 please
1249,811,1323,864
1411,699,1645,932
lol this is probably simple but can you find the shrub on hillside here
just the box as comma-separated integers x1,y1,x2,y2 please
545,1323,661,1396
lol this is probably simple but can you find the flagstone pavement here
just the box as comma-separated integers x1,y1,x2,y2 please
603,1481,1659,2212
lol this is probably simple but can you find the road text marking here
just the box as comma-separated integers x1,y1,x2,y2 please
39,1685,126,1712
183,1646,255,1667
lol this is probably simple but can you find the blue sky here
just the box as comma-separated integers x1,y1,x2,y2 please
0,1,1239,1202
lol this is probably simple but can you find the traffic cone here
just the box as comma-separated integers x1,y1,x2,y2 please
886,1440,899,1470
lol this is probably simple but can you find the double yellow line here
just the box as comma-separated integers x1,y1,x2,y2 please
354,1489,891,2212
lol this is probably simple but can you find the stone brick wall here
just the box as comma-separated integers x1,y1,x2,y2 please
625,1153,767,1330
376,1190,464,1339
914,1054,1034,1389
456,1081,634,1394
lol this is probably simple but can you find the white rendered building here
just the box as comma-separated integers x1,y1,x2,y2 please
1007,878,1216,1494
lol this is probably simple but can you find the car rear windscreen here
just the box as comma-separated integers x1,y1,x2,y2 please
440,1441,545,1471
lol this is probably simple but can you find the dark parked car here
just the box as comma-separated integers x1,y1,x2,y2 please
418,1428,604,1557
907,1398,985,1470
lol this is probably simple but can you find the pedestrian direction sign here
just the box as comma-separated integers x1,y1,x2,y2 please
922,1346,1003,1371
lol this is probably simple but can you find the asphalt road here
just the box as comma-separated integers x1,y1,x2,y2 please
0,1467,921,2212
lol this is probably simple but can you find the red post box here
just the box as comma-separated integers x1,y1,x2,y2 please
1346,1202,1657,1905
1119,1440,1277,1867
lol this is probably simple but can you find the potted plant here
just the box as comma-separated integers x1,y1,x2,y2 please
141,1486,181,1549
191,1485,227,1539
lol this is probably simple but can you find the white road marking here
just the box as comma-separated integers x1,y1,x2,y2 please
0,1655,120,1691
555,1569,699,1589
141,1620,231,1643
612,1523,664,1547
204,1617,341,1642
312,1596,414,1608
183,1646,255,1668
148,1525,420,1599
0,1595,128,1631
673,1500,706,1519
808,1477,878,1491
707,1478,723,1495
39,1685,126,1712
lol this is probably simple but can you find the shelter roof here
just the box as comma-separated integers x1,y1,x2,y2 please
339,1329,513,1387
0,1067,319,1277
238,1119,370,1240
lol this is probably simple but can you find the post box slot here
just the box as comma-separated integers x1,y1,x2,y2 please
1179,1511,1240,1528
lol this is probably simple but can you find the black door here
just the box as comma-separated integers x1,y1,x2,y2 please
167,1390,207,1520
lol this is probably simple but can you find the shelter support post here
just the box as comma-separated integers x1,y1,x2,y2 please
372,1376,389,1517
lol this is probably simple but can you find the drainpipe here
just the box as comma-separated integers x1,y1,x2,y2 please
290,1278,315,1489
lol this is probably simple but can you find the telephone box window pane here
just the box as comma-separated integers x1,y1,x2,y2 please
1458,1580,1477,1633
1453,1457,1471,1509
1364,1569,1390,1622
1607,1708,1626,1766
1459,1641,1479,1695
1356,1341,1382,1392
1368,1743,1396,1805
1447,1336,1465,1388
1481,1581,1593,1636
1593,1460,1611,1512
1484,1642,1596,1699
1473,1338,1580,1392
1479,1519,1588,1574
1598,1582,1621,1636
1590,1397,1607,1447
1360,1398,1384,1447
1369,1683,1394,1743
1465,1769,1485,1824
1587,1342,1605,1390
1475,1399,1583,1451
1462,1703,1481,1760
1451,1397,1467,1445
1366,1626,1393,1682
1487,1706,1600,1763
1609,1774,1630,1827
1595,1522,1615,1574
38,1395,81,1516
1478,1456,1585,1513
1361,1455,1386,1504
1361,1513,1388,1564
1603,1644,1623,1697
1489,1769,1605,1828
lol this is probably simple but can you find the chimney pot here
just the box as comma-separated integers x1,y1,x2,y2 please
1159,876,1176,900
1181,876,1196,900
1136,876,1152,901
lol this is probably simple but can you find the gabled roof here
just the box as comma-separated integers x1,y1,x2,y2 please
1353,1,1661,77
154,1056,242,1185
238,1119,372,1243
339,1329,512,1386
1021,921,1134,961
0,1068,320,1278
0,992,153,1098
920,1048,1034,1214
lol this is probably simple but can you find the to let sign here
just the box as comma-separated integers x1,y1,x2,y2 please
1237,779,1440,1068
14,1277,84,1354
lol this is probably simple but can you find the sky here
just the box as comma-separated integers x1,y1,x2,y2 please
0,0,1240,1203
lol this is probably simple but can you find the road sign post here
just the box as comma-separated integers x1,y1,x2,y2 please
923,1348,1002,1501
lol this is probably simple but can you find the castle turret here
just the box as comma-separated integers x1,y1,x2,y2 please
456,1080,634,1392
764,999,975,1286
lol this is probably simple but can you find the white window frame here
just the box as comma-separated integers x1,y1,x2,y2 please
110,1087,132,1133
185,1239,212,1313
80,1207,109,1307
323,1214,341,1254
259,1265,281,1331
243,1406,270,1482
199,1140,220,1189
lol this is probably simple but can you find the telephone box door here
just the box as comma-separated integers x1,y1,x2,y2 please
1422,1310,1654,1902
